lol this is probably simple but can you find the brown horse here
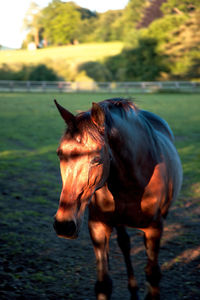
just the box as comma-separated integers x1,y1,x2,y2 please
53,98,182,300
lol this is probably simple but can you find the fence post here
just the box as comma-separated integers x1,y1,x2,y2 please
42,81,46,92
76,82,79,92
26,81,31,92
192,82,196,91
175,82,180,90
9,81,14,92
141,82,146,92
58,82,63,93
125,83,129,94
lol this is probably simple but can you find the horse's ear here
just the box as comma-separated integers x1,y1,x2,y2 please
54,99,76,129
91,102,105,132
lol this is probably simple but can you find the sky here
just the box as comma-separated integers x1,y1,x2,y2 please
0,0,129,49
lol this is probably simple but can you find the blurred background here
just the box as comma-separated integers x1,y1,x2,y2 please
0,0,200,83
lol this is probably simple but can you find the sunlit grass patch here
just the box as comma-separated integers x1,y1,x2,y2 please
0,43,123,66
0,42,124,81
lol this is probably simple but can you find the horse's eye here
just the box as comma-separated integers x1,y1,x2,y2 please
91,156,101,165
76,137,81,143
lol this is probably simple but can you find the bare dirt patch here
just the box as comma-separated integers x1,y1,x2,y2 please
0,186,199,300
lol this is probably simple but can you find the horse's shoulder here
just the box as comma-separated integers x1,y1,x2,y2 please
139,110,174,142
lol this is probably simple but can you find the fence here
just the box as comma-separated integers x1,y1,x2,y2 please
0,80,199,93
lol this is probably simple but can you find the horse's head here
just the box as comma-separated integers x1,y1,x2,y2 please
53,100,110,239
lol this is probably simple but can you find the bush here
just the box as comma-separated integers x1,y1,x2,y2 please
28,64,58,81
105,37,169,81
0,64,22,80
105,54,126,81
0,64,59,81
78,61,112,81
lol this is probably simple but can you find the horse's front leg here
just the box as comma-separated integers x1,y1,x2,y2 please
116,226,139,300
142,221,163,300
88,217,112,300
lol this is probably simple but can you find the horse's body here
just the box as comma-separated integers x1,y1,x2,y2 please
53,98,182,300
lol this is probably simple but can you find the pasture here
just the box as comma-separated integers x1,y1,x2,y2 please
0,43,123,66
0,42,123,81
0,92,200,299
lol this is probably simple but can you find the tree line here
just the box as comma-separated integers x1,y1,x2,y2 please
18,0,200,81
23,0,145,47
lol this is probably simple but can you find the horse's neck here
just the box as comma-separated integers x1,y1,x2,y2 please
107,112,157,184
108,113,148,161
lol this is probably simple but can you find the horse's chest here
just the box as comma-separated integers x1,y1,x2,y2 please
108,183,162,227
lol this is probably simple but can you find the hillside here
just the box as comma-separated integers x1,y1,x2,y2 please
137,0,167,29
0,42,123,81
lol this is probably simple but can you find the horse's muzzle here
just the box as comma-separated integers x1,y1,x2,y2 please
53,218,78,239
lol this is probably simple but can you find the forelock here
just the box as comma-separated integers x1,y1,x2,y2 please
76,112,104,144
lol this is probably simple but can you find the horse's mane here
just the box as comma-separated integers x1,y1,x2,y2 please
97,98,138,130
99,98,137,116
100,98,136,109
75,98,137,142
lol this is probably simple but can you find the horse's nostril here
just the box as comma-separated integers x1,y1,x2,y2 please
53,219,77,238
65,220,77,235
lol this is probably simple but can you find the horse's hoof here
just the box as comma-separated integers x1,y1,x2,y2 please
144,295,160,300
97,294,109,300
129,287,139,300
130,291,140,300
95,275,112,300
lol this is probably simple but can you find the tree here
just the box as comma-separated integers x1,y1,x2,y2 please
93,10,123,42
105,37,168,81
137,0,167,29
161,0,200,15
163,9,200,79
23,2,41,47
123,38,168,80
116,0,150,41
74,7,98,42
41,1,81,45
123,0,149,26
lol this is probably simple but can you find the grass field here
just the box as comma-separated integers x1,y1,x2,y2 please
0,92,199,198
0,92,200,299
0,42,123,81
0,43,123,66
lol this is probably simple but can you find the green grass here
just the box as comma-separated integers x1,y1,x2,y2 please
0,42,123,80
135,94,200,199
0,92,199,200
0,92,199,298
0,43,123,66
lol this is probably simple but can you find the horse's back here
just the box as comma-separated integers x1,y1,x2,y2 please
140,110,174,142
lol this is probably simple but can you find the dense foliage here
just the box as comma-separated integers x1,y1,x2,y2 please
12,0,200,81
22,0,148,46
0,64,58,81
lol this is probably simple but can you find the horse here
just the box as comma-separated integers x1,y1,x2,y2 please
53,98,182,300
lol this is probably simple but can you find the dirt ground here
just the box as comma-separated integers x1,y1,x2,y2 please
0,178,200,300
1,91,200,299
1,92,200,299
